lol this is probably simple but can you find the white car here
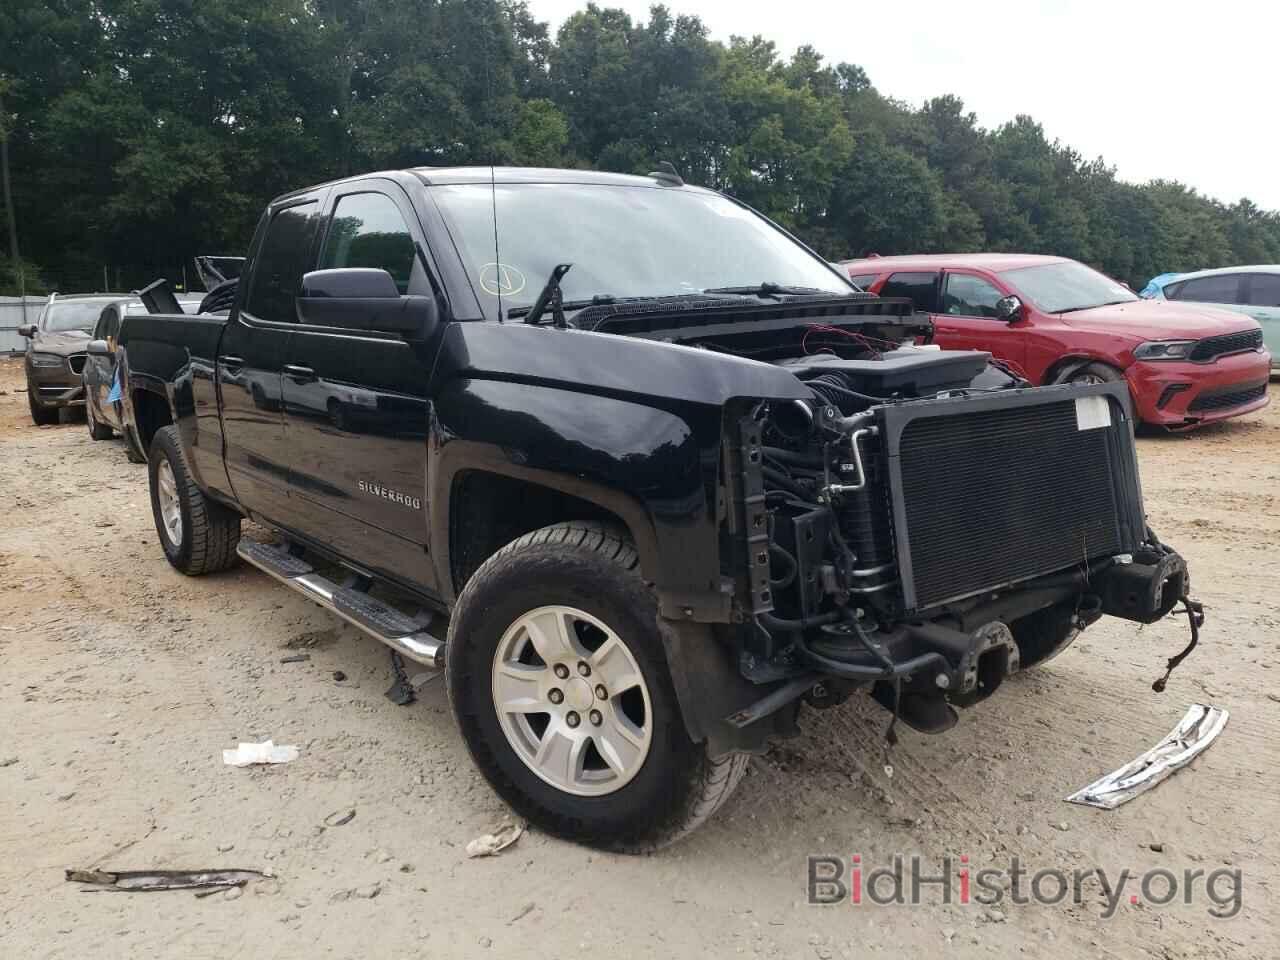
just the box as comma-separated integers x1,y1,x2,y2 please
1150,266,1280,374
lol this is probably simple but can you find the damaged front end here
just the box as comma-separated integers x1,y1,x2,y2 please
722,351,1197,737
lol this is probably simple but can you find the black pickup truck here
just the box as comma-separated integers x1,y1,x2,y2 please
119,166,1196,851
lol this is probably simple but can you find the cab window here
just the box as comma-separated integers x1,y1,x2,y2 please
942,273,1004,318
244,200,320,324
1244,274,1280,308
848,273,879,290
1167,274,1243,305
319,192,416,294
880,272,939,313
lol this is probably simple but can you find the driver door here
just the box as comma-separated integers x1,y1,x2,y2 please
933,271,1028,369
279,182,443,595
85,305,123,430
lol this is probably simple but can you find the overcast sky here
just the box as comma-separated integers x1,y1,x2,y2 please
525,0,1278,211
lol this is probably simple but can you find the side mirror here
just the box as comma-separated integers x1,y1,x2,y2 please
87,339,111,356
296,268,434,335
995,295,1024,322
17,324,35,338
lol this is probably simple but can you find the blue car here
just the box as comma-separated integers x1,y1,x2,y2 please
1145,266,1280,375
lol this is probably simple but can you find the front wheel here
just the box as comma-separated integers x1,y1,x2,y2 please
1066,361,1123,387
28,388,58,426
446,522,748,852
148,425,241,575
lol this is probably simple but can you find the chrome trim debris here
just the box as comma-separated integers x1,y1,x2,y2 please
1065,703,1228,809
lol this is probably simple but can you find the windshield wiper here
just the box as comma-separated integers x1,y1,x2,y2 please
508,290,729,321
1056,299,1133,314
701,282,832,299
518,263,573,326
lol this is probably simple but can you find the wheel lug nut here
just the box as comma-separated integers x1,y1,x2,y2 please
589,710,602,726
553,664,569,679
577,661,591,677
548,688,564,704
566,711,580,728
594,684,608,700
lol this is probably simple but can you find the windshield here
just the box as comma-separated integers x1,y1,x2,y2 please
1001,261,1137,314
42,302,106,333
432,182,852,316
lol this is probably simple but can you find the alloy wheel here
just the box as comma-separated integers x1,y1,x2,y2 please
491,605,653,797
155,459,183,547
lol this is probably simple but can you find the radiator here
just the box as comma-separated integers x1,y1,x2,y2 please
877,383,1146,613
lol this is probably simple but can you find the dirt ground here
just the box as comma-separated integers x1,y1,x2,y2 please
1,355,1275,959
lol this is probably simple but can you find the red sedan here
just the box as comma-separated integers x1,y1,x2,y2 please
840,254,1272,429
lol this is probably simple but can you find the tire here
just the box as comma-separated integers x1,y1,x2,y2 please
28,388,58,426
1065,362,1122,386
87,399,113,440
447,521,748,852
148,425,241,575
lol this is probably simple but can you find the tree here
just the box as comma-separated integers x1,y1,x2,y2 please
827,130,947,257
4,0,1278,293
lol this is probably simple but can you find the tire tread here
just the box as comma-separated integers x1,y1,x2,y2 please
151,426,241,575
449,520,746,852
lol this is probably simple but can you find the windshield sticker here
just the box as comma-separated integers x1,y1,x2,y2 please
479,263,526,298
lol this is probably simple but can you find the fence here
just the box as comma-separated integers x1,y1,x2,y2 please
0,297,44,354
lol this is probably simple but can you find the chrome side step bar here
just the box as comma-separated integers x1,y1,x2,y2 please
237,541,445,670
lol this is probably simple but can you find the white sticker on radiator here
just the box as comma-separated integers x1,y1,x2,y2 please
1075,395,1111,430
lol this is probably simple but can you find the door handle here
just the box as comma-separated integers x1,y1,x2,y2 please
283,364,317,383
219,355,245,370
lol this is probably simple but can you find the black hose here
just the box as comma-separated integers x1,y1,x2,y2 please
768,544,797,589
759,610,842,632
806,373,893,406
761,446,824,468
761,466,812,501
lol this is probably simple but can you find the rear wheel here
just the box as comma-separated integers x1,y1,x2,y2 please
447,522,748,852
28,388,58,426
148,425,241,575
87,399,113,440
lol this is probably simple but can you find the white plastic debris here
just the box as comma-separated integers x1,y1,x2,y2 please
466,822,524,858
222,740,299,767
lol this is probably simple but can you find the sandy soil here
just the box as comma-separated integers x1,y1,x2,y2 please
1,355,1275,959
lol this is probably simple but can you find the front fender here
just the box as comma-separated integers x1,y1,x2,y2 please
429,376,727,619
428,321,813,620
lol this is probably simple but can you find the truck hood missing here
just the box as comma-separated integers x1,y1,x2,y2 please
441,294,1007,411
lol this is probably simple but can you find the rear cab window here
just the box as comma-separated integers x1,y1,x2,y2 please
244,200,322,324
879,272,940,313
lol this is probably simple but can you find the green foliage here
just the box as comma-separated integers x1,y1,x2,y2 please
0,256,47,296
1,0,1277,292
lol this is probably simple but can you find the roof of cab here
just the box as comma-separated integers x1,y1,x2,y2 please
1169,264,1280,281
840,253,1072,273
271,166,708,206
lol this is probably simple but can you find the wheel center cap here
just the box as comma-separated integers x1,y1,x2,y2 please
563,677,594,711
